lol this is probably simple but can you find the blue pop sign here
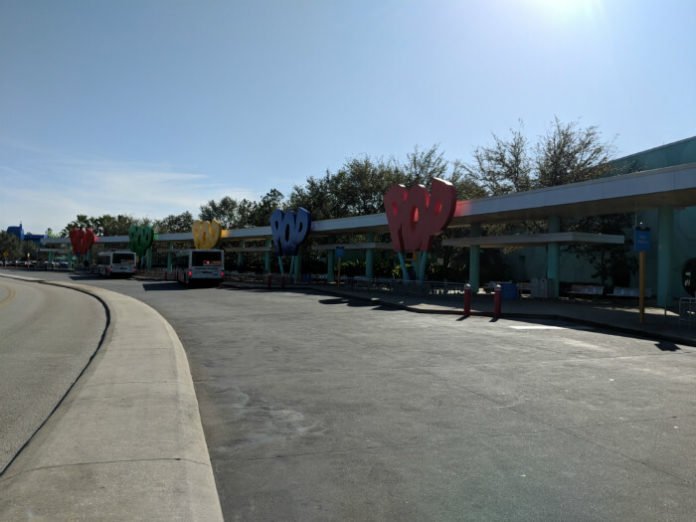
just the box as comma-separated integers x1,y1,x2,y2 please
633,227,651,252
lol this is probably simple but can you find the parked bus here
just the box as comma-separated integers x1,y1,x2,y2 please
174,249,225,285
96,250,137,277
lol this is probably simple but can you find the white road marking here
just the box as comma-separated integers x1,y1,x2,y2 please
508,325,565,330
563,339,601,349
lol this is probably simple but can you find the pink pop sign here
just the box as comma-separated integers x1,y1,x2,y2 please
383,178,457,252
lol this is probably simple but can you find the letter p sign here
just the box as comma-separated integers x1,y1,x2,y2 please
270,208,312,256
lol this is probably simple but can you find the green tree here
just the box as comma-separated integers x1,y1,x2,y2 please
154,211,194,233
464,124,532,196
62,214,95,236
465,118,613,193
249,189,284,226
402,146,448,185
62,214,139,236
535,117,613,188
567,214,636,287
199,196,241,228
288,173,336,220
0,231,21,260
287,145,483,220
94,214,139,235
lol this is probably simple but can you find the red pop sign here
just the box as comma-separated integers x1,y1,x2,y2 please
384,178,457,252
69,228,97,255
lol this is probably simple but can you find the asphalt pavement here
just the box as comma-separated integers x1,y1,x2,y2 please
3,269,696,521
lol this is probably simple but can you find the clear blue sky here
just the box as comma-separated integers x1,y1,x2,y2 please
1,0,694,234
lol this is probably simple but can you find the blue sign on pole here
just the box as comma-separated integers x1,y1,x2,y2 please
634,227,651,252
335,246,345,259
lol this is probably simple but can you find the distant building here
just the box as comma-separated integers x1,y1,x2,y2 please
6,223,44,243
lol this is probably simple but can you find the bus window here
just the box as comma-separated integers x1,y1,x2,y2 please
113,252,135,264
193,251,222,266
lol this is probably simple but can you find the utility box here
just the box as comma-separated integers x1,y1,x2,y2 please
530,278,549,299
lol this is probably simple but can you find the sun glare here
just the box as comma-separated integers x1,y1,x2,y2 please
525,0,603,21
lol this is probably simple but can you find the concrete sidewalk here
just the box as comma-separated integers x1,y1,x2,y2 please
226,280,696,347
329,287,696,346
0,275,223,521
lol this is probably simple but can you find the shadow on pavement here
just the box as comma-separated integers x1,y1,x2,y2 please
216,284,696,348
69,274,102,281
655,340,681,352
317,297,402,312
142,282,184,292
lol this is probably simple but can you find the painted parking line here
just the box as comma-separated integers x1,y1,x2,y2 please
507,325,565,330
508,324,597,332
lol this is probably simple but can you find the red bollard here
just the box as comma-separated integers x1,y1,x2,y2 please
493,284,502,319
463,283,472,316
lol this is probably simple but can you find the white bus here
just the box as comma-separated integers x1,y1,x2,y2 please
96,250,137,277
174,249,225,285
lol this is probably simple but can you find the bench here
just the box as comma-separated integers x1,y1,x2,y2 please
352,276,373,289
568,284,605,297
608,286,653,298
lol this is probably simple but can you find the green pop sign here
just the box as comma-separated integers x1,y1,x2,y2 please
128,225,154,257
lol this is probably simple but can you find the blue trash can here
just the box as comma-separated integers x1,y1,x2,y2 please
501,282,518,300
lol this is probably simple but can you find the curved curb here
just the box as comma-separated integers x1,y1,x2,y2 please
0,276,223,521
0,277,111,477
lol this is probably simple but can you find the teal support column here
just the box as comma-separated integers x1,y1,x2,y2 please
146,247,152,270
365,233,375,279
327,249,335,283
166,242,173,271
469,223,481,292
657,206,674,308
237,241,244,270
547,216,560,298
417,251,428,283
397,252,410,282
264,240,271,273
293,250,302,283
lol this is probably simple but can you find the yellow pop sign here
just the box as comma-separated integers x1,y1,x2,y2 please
192,220,222,249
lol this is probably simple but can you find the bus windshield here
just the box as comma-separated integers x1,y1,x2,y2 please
192,251,222,266
113,253,135,264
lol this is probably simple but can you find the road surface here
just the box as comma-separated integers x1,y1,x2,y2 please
16,270,696,521
0,276,106,474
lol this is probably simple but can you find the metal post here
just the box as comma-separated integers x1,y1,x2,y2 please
493,284,502,319
639,250,646,323
463,283,472,317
